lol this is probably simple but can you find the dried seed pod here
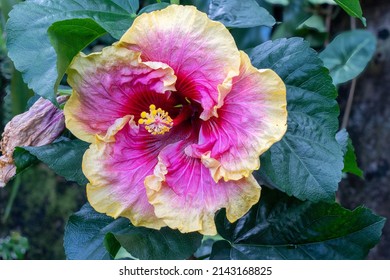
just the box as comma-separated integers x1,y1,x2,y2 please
0,96,68,187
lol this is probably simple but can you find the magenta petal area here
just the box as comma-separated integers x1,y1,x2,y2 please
188,52,287,181
84,122,167,228
84,112,195,228
64,47,177,142
119,5,241,120
145,139,261,235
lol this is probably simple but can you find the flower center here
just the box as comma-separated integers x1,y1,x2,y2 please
138,104,173,135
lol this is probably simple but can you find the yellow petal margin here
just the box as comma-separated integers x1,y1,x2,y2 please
84,116,166,229
145,142,261,235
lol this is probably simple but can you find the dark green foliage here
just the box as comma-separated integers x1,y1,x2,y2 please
64,204,203,260
6,0,139,104
0,232,28,260
208,0,275,28
13,139,89,186
48,19,108,96
320,30,376,85
138,2,170,14
104,233,122,259
334,0,366,26
64,204,125,260
336,129,364,178
211,188,385,260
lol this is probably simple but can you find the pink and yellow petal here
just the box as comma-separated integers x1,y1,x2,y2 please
119,4,240,120
190,52,287,182
83,118,166,228
145,140,261,235
64,45,176,143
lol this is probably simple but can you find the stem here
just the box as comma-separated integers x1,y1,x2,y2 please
341,16,358,130
156,0,161,3
171,0,180,4
350,17,356,30
341,78,357,130
324,5,333,46
2,175,21,223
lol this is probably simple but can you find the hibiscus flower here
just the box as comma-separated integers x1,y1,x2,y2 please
64,5,287,235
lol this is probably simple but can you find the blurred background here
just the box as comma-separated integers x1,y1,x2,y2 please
0,0,389,259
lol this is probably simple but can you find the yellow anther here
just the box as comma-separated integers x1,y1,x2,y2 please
138,104,173,135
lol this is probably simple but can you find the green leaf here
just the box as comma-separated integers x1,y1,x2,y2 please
230,26,271,50
114,247,135,260
13,147,38,172
48,18,107,98
138,2,170,15
211,188,386,260
9,69,34,115
183,0,209,13
64,204,128,260
344,139,363,178
319,30,376,85
280,0,310,25
193,235,224,259
64,204,203,260
249,38,343,202
0,232,29,260
104,232,122,259
6,0,138,104
336,129,364,178
309,0,336,4
114,227,202,260
208,0,275,28
334,0,366,26
0,30,6,55
271,0,311,41
298,15,326,33
264,0,289,6
13,139,89,186
0,0,21,21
